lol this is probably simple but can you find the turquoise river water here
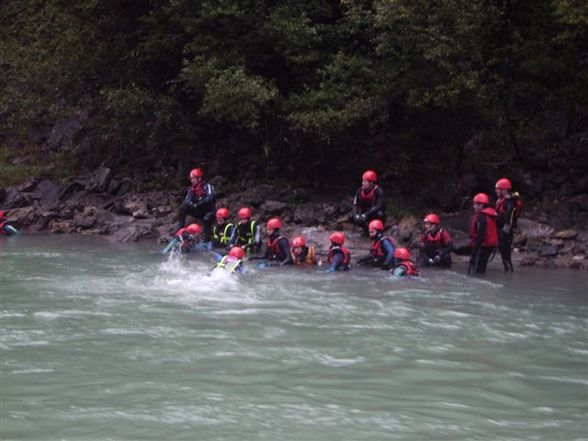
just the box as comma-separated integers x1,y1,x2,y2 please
1,235,587,440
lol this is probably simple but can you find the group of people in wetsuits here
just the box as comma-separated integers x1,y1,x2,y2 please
175,167,521,277
0,166,520,277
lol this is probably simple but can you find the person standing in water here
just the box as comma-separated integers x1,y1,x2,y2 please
469,193,498,274
495,178,522,272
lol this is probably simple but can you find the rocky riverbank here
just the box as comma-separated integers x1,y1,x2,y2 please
1,166,587,270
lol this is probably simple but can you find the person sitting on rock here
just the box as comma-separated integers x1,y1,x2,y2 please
290,236,318,266
495,178,522,272
228,207,262,255
469,193,498,275
390,247,420,277
261,218,293,266
418,213,453,268
349,170,386,235
0,210,20,236
177,167,216,244
326,232,351,272
356,219,396,270
211,208,234,250
214,246,246,274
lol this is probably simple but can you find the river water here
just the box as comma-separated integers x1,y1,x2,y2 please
1,235,587,440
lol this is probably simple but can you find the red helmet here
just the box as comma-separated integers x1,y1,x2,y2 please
473,193,490,205
329,231,345,245
394,247,411,261
424,213,440,224
362,170,377,182
495,178,512,190
0,210,5,220
216,208,230,219
368,219,384,232
267,218,282,230
228,247,245,259
291,236,305,248
238,207,252,220
185,223,202,235
189,168,204,178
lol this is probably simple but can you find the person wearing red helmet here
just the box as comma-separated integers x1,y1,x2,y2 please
259,217,293,265
228,207,262,255
357,219,396,269
419,213,453,268
290,235,318,266
211,207,234,249
162,223,203,254
390,247,420,277
495,178,522,272
0,210,21,236
349,170,386,236
469,193,498,274
326,232,351,272
214,246,246,274
177,167,216,244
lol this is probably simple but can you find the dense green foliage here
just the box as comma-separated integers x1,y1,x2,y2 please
1,0,586,183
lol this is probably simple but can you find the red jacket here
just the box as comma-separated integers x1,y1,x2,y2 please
470,208,498,248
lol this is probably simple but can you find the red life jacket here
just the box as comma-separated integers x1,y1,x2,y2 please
190,182,206,199
470,208,498,247
370,236,394,257
496,195,523,221
359,185,379,204
398,260,420,276
267,235,287,258
0,221,8,235
328,246,351,267
421,228,451,252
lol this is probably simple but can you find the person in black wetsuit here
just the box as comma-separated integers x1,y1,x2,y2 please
356,219,396,270
469,193,498,275
349,170,386,235
418,213,453,268
177,167,216,243
495,178,522,272
261,217,293,266
326,232,351,272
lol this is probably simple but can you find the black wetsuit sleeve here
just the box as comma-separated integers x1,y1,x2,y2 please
474,214,487,252
197,183,216,205
183,187,193,203
278,238,293,265
381,239,396,268
328,252,344,271
440,231,453,257
504,199,516,227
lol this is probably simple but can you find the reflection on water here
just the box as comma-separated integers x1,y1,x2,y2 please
1,235,587,441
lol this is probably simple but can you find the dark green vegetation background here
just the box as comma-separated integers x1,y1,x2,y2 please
1,0,586,202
